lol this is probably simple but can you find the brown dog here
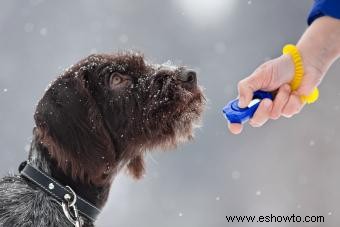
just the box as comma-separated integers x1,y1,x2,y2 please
0,52,205,227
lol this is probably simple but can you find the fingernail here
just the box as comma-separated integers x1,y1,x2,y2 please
263,99,272,108
238,96,245,107
270,112,279,120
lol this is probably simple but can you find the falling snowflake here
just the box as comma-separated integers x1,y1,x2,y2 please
213,42,226,54
255,190,261,196
3,88,8,92
90,48,98,54
119,34,129,43
231,170,240,180
24,144,31,152
178,212,183,217
24,23,34,33
40,28,48,36
215,196,220,201
30,0,45,5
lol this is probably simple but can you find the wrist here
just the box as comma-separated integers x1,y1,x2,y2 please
297,16,340,77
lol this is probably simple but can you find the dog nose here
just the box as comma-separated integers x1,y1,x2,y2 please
178,69,197,86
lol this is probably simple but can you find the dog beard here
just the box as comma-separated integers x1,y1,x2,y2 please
140,74,206,148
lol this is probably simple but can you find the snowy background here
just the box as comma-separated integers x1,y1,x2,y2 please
1,0,340,226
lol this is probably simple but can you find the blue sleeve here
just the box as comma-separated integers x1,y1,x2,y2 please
308,0,340,25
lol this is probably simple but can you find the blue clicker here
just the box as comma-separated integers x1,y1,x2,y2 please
222,90,273,124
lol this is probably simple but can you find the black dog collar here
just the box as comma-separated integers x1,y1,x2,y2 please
19,161,101,222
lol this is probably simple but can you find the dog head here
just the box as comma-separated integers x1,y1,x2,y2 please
34,52,205,185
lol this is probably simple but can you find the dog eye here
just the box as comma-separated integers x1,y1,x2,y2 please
109,72,131,89
110,72,124,86
112,76,122,85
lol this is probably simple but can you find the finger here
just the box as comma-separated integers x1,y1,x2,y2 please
270,84,291,120
282,93,304,118
249,98,273,127
228,123,243,134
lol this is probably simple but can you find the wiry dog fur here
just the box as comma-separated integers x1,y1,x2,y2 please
0,52,205,227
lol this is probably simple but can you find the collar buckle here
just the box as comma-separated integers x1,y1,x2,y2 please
62,186,81,227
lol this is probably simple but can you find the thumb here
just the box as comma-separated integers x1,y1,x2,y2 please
237,68,269,108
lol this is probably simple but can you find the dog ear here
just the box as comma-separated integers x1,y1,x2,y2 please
126,154,145,179
34,69,115,185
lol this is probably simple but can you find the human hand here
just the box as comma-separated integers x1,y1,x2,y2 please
228,49,325,134
228,17,340,134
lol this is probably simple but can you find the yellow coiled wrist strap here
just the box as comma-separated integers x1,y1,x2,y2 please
282,44,319,104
